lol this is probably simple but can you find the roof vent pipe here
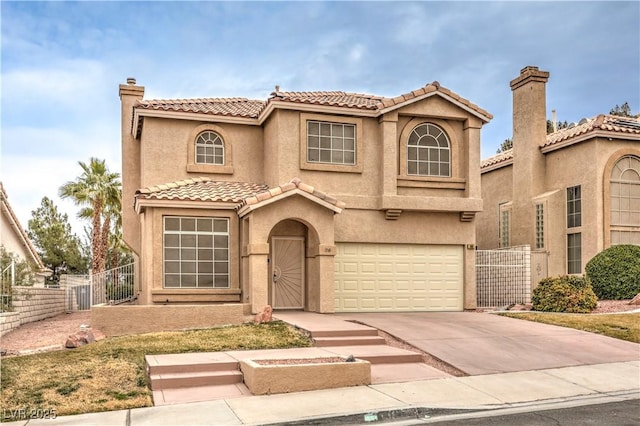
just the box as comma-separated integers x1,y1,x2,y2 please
552,109,557,132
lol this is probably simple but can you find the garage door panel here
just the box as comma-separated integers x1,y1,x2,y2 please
335,243,463,312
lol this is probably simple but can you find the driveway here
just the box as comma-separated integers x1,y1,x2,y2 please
338,312,640,375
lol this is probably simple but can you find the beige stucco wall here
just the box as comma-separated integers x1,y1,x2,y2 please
91,303,247,336
477,165,513,249
0,209,31,262
479,137,640,277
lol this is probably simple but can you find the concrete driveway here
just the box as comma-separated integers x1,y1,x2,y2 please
339,312,640,375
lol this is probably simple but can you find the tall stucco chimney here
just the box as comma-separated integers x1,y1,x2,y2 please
119,78,145,256
510,66,549,247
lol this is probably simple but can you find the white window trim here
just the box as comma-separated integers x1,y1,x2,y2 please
406,123,451,178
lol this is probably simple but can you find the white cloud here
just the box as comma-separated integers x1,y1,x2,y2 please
2,59,108,107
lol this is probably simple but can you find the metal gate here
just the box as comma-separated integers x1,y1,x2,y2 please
63,263,136,311
476,246,531,308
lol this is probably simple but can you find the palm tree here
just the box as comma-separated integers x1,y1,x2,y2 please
59,158,121,275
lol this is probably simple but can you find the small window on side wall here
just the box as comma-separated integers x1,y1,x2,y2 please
407,123,451,177
195,131,224,165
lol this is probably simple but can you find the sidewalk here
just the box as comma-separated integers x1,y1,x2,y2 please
5,360,639,425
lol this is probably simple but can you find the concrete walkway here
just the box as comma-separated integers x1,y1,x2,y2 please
5,361,638,425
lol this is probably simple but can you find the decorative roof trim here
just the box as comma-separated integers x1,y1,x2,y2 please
378,89,492,123
134,199,239,214
480,150,514,173
257,101,378,124
133,109,260,138
237,177,346,217
540,129,640,154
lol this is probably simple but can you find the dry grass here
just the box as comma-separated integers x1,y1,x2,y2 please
499,312,640,343
0,321,312,418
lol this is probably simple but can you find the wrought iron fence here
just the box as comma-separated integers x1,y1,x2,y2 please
91,263,136,305
476,246,531,308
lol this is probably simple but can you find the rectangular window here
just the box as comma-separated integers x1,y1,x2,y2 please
307,120,356,165
163,217,229,288
567,233,582,274
567,185,582,228
500,209,510,248
535,203,545,249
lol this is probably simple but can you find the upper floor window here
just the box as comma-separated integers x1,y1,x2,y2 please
407,123,451,177
306,120,356,166
566,185,581,228
610,155,640,245
195,131,225,165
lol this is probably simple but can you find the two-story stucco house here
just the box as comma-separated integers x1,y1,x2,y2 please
119,78,492,314
477,66,640,277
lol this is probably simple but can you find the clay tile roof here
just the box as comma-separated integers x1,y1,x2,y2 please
374,82,493,120
480,149,513,170
239,177,346,210
135,98,265,118
136,177,269,203
267,90,384,111
543,114,640,147
136,81,491,121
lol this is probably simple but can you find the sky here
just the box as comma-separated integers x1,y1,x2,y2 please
1,1,639,238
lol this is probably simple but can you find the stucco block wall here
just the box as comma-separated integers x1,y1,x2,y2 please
91,303,248,336
138,118,265,188
0,287,66,336
477,165,513,249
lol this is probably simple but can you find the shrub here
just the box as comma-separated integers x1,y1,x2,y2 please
585,245,640,300
531,275,597,313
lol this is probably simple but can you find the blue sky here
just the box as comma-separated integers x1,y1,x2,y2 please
2,1,639,237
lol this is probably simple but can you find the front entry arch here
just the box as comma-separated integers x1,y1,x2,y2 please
271,236,305,309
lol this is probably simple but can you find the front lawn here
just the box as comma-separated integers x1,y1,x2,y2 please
499,312,640,343
0,321,312,419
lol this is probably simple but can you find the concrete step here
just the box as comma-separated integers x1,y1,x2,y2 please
147,360,239,375
153,383,252,406
321,345,423,364
309,328,380,338
150,369,243,390
313,335,387,347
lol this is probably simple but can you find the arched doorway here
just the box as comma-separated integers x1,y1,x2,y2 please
268,219,310,309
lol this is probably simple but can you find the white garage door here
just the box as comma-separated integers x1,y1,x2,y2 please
334,243,464,312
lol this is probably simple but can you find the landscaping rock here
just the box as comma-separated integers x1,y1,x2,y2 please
629,293,640,306
254,305,273,323
65,329,96,349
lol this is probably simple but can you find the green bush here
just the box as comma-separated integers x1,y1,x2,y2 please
585,245,640,300
531,275,597,313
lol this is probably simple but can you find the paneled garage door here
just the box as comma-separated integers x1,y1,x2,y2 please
334,243,463,312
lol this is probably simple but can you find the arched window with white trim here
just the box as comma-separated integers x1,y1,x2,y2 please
610,155,640,245
195,131,224,165
407,123,451,177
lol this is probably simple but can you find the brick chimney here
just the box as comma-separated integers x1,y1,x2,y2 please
510,66,549,246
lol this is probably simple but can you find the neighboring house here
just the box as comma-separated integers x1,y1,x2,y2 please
119,78,492,314
477,66,640,277
0,183,49,284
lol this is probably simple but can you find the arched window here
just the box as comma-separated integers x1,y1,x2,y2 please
610,155,640,245
407,123,451,177
195,131,224,165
